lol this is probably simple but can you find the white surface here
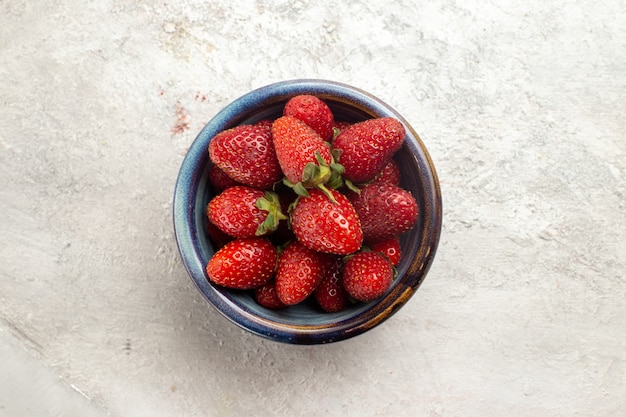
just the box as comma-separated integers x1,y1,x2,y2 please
1,1,625,416
0,328,108,417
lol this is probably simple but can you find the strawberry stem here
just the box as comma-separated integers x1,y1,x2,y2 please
255,191,288,236
282,151,348,201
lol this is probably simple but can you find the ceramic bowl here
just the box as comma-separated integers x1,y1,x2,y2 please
173,79,442,344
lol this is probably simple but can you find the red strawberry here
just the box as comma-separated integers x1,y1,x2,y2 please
272,116,341,194
206,219,234,249
332,117,405,184
284,95,334,141
314,254,350,313
348,182,418,241
342,251,394,302
206,238,277,290
275,240,325,305
254,119,274,130
207,186,286,238
290,188,363,256
368,236,402,266
209,124,282,189
209,164,242,193
370,159,401,187
254,279,287,309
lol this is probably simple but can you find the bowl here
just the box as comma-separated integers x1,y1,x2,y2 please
173,79,442,344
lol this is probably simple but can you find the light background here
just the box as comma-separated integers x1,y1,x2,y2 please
1,1,624,416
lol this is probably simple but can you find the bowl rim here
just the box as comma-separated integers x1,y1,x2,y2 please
173,79,442,344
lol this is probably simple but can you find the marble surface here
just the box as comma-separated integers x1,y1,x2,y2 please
1,1,625,416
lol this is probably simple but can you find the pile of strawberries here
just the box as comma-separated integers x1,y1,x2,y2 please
204,94,419,312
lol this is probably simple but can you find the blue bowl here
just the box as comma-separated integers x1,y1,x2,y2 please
173,79,442,344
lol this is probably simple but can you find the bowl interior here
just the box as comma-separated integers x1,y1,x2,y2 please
174,80,441,343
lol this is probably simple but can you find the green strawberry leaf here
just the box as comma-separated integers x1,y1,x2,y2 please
332,127,342,141
255,191,288,236
330,161,345,175
286,180,310,198
314,151,328,166
344,178,360,194
327,173,344,190
301,162,320,184
327,161,346,190
298,151,332,189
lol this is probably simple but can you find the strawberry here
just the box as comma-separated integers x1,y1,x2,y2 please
342,251,394,302
209,164,242,193
206,219,234,249
209,124,282,189
284,95,334,141
332,117,405,184
206,237,277,290
254,279,287,309
254,119,274,130
348,182,418,241
367,236,402,266
314,254,350,313
370,159,401,187
207,186,286,238
272,116,342,196
275,240,325,305
290,188,363,255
